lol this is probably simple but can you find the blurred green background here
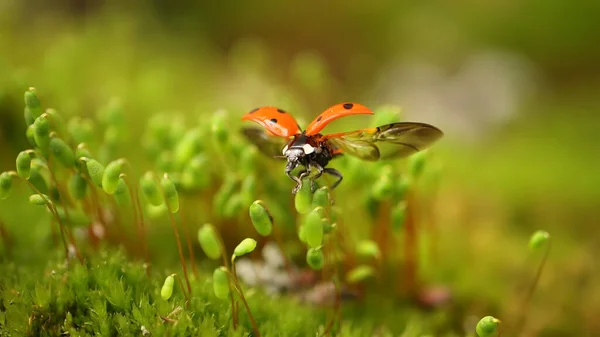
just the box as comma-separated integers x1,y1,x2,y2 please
1,0,599,335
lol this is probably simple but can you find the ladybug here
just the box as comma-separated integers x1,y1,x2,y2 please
241,103,443,194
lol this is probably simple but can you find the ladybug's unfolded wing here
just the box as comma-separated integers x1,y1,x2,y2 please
304,103,374,136
241,107,301,138
241,127,288,158
326,122,443,161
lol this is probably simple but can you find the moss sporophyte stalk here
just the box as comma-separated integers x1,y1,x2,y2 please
1,87,552,336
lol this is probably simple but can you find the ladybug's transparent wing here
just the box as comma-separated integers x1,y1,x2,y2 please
326,122,443,161
241,127,288,158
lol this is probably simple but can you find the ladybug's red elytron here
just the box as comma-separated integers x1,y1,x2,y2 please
241,103,443,194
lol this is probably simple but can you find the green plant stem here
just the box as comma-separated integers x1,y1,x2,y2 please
10,172,83,264
178,201,198,278
121,174,150,275
175,274,191,308
515,240,552,334
214,229,238,330
228,260,260,337
164,201,192,296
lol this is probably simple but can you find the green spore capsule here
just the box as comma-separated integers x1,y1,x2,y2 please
306,247,324,270
304,207,324,248
213,174,238,216
102,159,124,194
372,175,394,200
113,178,131,205
75,143,93,159
33,116,50,154
391,202,406,232
49,136,76,168
294,179,312,214
356,240,381,259
529,230,550,251
311,186,330,209
0,172,12,200
68,173,88,200
213,267,230,300
181,154,209,190
68,117,95,144
211,110,229,144
223,193,243,218
24,88,42,119
28,162,49,193
29,194,49,206
26,125,36,146
346,265,375,284
160,274,176,300
249,200,273,236
161,173,179,213
174,128,202,170
240,174,256,205
140,171,162,206
16,151,33,179
233,238,257,257
197,224,222,260
82,158,105,187
409,150,427,179
475,316,501,337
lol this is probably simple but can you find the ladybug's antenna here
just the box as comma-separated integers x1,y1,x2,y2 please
273,155,286,159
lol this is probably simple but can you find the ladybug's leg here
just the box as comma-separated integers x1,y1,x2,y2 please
309,163,325,192
289,167,311,195
324,168,343,190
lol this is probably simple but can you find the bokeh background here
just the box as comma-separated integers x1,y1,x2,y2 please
1,0,599,335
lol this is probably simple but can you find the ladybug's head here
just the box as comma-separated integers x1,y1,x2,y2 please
284,147,305,173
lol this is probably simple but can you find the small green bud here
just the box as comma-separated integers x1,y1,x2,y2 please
0,172,12,200
160,274,176,300
304,207,324,248
102,159,124,194
391,202,406,232
146,203,167,219
298,224,307,243
68,117,95,144
26,125,36,146
529,230,550,251
24,107,35,127
212,267,230,300
346,265,375,284
29,161,49,193
372,175,394,200
161,173,179,213
24,88,42,119
16,151,33,179
49,136,75,168
249,200,273,236
29,194,49,206
181,155,209,190
140,172,162,206
306,247,324,270
239,146,257,174
409,150,427,179
33,116,50,154
475,316,501,337
211,110,229,144
294,180,312,214
75,143,93,159
82,158,105,187
234,238,257,257
174,128,202,170
356,240,381,259
113,177,131,205
68,174,88,200
213,174,238,216
311,186,330,209
197,224,222,260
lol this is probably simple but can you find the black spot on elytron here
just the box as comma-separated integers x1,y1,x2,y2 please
343,103,354,110
270,118,277,123
277,108,286,113
317,116,322,122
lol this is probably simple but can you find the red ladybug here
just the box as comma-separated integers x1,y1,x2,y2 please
241,103,443,194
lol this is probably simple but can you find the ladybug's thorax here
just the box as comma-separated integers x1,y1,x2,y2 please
283,133,333,173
